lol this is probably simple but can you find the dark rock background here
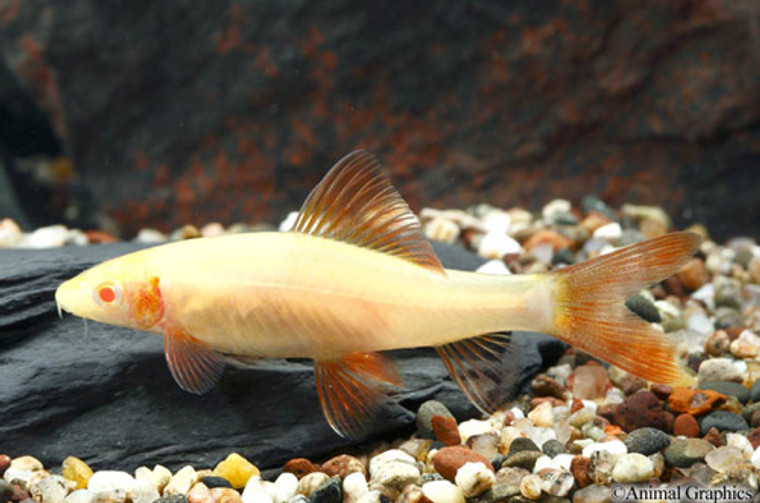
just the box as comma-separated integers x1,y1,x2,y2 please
0,241,566,471
1,1,759,239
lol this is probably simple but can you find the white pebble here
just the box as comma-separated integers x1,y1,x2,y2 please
583,440,627,461
64,489,95,503
476,259,511,275
477,232,522,260
424,217,461,243
273,472,298,503
88,471,135,494
532,455,553,473
538,469,574,497
134,228,167,243
355,489,383,503
20,225,69,248
458,419,494,443
29,474,70,503
296,472,329,497
243,477,277,503
705,446,744,473
131,479,159,503
611,453,654,483
726,433,754,458
519,473,542,499
3,456,45,484
542,199,571,224
481,209,511,235
278,211,299,232
0,218,22,247
163,466,197,495
454,462,494,498
730,330,760,358
152,465,172,494
368,454,420,499
342,472,369,503
751,446,760,469
592,222,622,241
698,357,744,384
527,401,554,427
421,480,465,503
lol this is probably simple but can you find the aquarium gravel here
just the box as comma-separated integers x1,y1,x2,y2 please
3,196,760,503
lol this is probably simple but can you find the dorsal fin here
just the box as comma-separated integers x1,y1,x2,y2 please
292,150,445,274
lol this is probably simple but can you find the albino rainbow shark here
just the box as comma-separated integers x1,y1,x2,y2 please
55,151,699,437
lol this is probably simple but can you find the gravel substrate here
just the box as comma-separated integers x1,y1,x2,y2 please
4,195,760,503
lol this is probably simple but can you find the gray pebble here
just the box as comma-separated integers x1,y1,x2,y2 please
751,379,760,403
502,450,543,471
664,438,714,468
581,195,616,220
542,439,567,457
288,496,310,503
623,427,671,456
310,476,341,503
700,411,749,435
509,437,540,454
0,480,13,503
153,496,187,503
201,476,232,489
699,381,750,404
469,483,520,503
416,400,454,439
625,294,661,323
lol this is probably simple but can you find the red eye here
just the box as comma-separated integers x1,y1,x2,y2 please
99,287,115,303
93,282,123,307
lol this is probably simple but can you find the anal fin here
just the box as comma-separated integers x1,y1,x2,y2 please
163,326,225,394
315,352,402,439
436,332,520,414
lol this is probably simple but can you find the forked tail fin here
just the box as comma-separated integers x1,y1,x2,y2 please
550,232,701,383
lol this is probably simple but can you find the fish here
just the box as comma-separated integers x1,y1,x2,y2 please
55,150,701,438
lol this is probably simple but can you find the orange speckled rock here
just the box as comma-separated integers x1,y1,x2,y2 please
432,415,461,446
667,387,726,416
282,458,319,479
321,454,366,478
432,446,494,482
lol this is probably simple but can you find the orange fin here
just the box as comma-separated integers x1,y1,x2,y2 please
436,333,520,414
292,150,445,275
551,232,701,383
163,326,225,394
314,352,402,439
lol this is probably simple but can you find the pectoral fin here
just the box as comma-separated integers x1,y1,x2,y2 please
436,332,520,414
314,352,402,439
163,326,225,394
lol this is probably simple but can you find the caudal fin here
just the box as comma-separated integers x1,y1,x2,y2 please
551,232,701,383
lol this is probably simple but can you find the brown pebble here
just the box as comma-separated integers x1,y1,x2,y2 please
570,456,592,488
503,410,515,427
321,454,366,479
621,374,647,396
614,390,673,433
282,458,319,479
703,427,722,447
650,383,673,400
84,230,118,244
570,398,584,413
531,374,567,399
597,403,619,423
529,396,565,409
668,387,726,416
432,415,461,447
677,258,709,292
673,414,700,438
11,485,30,503
747,427,760,449
704,330,731,356
524,230,575,252
210,488,243,503
751,410,760,429
0,454,10,478
432,446,494,482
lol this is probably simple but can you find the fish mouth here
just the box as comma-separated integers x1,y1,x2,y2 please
54,279,78,318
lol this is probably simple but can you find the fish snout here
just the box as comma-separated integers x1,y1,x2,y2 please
55,278,84,317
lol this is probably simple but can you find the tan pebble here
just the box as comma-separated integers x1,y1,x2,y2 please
62,457,94,491
296,472,329,497
454,462,494,497
397,483,424,503
152,465,172,494
519,473,542,499
212,453,259,489
528,401,554,428
164,466,197,495
201,222,225,237
424,217,460,244
397,439,432,462
210,487,243,503
421,480,465,503
188,483,215,503
730,330,760,358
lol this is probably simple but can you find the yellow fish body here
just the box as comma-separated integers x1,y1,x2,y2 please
55,151,700,437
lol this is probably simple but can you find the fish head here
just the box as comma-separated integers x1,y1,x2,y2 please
55,255,164,330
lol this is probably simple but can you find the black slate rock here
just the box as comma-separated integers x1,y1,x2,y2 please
0,242,567,471
310,476,341,503
624,427,671,456
700,381,750,404
700,411,749,435
201,476,232,489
